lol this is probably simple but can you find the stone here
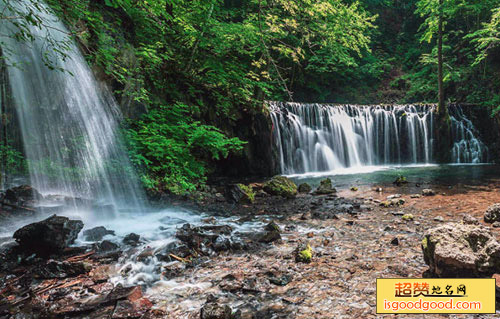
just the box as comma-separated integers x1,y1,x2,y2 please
484,203,500,223
263,176,298,198
393,175,408,186
422,223,500,277
298,183,312,193
390,237,399,246
34,259,91,279
422,189,436,196
387,194,401,200
200,300,232,319
83,226,115,242
350,187,358,192
410,194,422,199
123,233,140,246
4,185,42,204
295,242,313,263
313,178,336,195
97,240,119,252
176,224,233,254
13,215,83,255
492,222,500,228
433,216,444,222
463,214,479,225
402,214,414,221
225,184,255,204
155,241,191,261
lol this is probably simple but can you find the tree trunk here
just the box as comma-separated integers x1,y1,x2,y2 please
435,0,451,163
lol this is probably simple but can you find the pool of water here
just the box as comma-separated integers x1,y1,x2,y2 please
289,164,500,188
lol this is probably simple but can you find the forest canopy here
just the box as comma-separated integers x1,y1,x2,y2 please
2,0,500,194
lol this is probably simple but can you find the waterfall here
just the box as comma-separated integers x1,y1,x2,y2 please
270,102,488,174
0,1,144,210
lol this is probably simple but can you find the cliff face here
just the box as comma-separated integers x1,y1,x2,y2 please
456,104,500,163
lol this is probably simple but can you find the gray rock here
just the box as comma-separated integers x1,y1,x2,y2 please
123,233,140,246
484,203,500,223
462,214,479,225
13,215,83,255
298,183,312,193
433,216,444,222
422,223,500,277
83,226,115,242
200,297,232,319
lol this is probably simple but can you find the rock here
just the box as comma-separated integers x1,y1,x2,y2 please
313,178,336,195
463,214,479,225
402,214,414,221
387,194,401,200
268,274,292,286
4,185,42,204
295,242,313,263
484,203,500,223
350,187,358,192
422,223,500,277
13,215,83,255
433,216,444,222
391,211,404,216
380,199,405,208
200,299,232,319
298,183,312,193
34,259,91,279
493,222,500,228
225,184,255,204
83,226,115,242
374,187,383,193
390,237,399,246
422,189,436,196
410,194,422,198
393,175,408,186
176,224,233,254
155,241,191,262
96,240,119,252
263,176,297,198
123,233,140,246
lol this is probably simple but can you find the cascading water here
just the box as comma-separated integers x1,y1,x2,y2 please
270,102,488,174
0,0,144,210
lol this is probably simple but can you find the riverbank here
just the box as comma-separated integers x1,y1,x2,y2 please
1,174,500,318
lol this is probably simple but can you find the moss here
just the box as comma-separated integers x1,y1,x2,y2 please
263,176,297,198
402,213,414,221
350,186,358,191
380,201,391,208
237,184,255,203
296,244,313,263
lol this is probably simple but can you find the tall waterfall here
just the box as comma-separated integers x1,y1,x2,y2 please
270,102,488,175
0,1,144,209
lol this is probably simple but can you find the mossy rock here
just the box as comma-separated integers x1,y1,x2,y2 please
295,243,313,263
393,175,408,186
350,186,358,191
402,213,414,221
237,184,255,203
314,178,336,195
263,176,297,198
298,183,312,193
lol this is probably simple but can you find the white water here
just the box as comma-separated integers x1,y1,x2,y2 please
0,0,144,211
270,102,488,174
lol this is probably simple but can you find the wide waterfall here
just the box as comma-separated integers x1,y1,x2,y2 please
0,1,144,209
270,102,488,175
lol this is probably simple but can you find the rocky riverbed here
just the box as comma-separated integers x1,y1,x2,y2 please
1,176,500,318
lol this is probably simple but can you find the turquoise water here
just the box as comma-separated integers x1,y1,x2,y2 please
289,164,500,188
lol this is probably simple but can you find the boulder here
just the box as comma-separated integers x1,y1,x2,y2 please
123,233,140,246
463,214,479,225
422,189,436,196
13,215,83,255
298,183,312,193
295,242,313,263
484,203,500,223
263,176,297,198
4,185,42,204
422,223,500,277
313,178,336,195
224,184,255,204
393,175,408,186
83,226,115,242
176,224,233,254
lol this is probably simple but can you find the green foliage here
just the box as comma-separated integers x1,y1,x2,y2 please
0,143,26,175
125,103,245,194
